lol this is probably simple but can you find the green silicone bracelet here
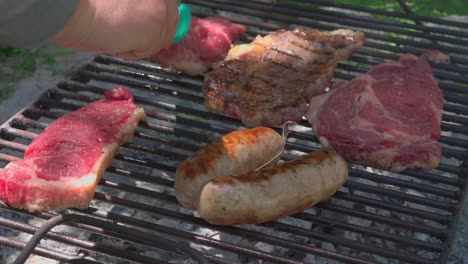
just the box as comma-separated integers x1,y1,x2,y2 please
172,2,191,44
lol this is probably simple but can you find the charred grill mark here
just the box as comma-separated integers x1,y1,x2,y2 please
283,44,333,65
203,27,364,126
249,73,274,84
287,37,334,58
179,159,205,179
266,59,296,71
212,151,332,185
184,141,230,178
267,34,333,62
269,46,302,59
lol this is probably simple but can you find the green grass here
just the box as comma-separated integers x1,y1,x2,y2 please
0,44,72,102
279,0,468,18
340,0,468,18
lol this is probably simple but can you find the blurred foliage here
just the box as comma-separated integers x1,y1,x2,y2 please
0,45,71,102
279,0,468,18
338,0,468,17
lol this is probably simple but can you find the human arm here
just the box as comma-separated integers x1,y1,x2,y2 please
51,0,180,60
0,0,180,60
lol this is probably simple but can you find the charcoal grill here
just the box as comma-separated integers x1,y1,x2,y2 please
1,1,467,263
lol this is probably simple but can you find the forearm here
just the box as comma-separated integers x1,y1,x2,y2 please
0,0,79,48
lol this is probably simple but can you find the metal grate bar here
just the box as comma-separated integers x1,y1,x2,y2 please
292,0,468,28
331,192,450,224
348,169,459,199
100,178,445,252
0,150,380,263
186,0,468,60
235,23,468,78
89,192,432,264
0,151,450,242
1,1,467,263
221,0,468,45
316,202,447,238
0,131,444,262
344,180,454,212
79,56,468,125
0,127,455,211
1,113,458,217
16,213,208,264
290,212,443,251
75,66,468,152
0,236,91,263
0,91,460,217
63,64,468,176
83,208,355,264
88,56,467,122
0,216,171,264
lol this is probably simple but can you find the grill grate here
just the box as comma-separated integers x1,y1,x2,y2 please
1,1,467,263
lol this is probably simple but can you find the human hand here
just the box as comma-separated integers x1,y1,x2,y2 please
51,0,179,60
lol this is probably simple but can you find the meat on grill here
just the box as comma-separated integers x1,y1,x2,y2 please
422,49,450,64
0,87,146,212
149,17,246,76
175,127,284,209
203,27,365,127
198,150,348,225
306,54,444,172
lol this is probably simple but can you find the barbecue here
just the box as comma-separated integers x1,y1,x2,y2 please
0,87,145,213
306,53,444,172
1,1,467,263
149,16,246,76
203,27,364,127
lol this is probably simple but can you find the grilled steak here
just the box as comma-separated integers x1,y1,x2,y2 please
0,87,146,212
203,28,365,127
306,54,444,172
149,17,246,76
422,49,449,64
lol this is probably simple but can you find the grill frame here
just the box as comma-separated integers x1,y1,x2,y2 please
0,1,467,263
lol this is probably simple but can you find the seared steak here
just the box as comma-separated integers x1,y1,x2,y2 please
203,28,365,127
306,54,444,172
422,49,449,64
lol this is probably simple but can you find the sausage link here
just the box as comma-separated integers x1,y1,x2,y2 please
197,150,348,225
174,127,284,209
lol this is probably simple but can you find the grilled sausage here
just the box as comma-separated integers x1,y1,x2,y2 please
174,127,284,209
197,150,348,225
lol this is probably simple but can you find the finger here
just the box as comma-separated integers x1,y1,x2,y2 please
162,0,181,47
120,2,179,60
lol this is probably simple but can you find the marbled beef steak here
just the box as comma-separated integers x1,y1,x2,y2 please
0,87,146,212
306,54,444,172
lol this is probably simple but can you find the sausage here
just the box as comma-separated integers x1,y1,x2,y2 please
197,150,348,225
174,127,284,209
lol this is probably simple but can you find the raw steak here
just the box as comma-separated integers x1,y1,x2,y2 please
149,17,246,76
203,28,365,127
306,54,444,172
0,87,146,212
